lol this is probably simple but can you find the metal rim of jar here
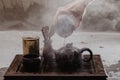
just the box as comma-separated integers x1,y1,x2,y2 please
23,36,39,40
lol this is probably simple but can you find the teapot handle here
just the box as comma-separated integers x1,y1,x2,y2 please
79,48,93,62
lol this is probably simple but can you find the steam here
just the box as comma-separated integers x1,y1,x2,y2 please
50,0,95,38
52,12,76,38
0,0,120,32
0,0,73,30
81,0,120,32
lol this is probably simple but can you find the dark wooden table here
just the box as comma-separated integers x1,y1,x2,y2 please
4,54,107,80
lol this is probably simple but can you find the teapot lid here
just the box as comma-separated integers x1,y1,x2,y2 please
58,43,78,54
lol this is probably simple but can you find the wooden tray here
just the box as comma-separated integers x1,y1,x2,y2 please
4,54,107,80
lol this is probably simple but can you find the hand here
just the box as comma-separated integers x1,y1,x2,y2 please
50,0,94,38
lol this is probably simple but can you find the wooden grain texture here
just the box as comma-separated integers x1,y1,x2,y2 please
7,55,22,73
4,54,107,80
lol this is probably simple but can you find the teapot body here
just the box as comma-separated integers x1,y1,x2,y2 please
55,43,93,72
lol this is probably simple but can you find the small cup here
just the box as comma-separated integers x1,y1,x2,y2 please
22,55,41,72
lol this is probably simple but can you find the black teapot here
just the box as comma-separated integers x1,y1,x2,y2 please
42,26,93,72
56,43,93,72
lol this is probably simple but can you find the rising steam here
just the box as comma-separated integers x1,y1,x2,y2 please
0,0,120,33
81,0,120,32
50,0,95,38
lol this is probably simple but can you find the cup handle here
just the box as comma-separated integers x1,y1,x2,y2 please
79,48,93,62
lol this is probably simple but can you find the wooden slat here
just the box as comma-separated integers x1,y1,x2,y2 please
6,55,22,73
94,55,105,74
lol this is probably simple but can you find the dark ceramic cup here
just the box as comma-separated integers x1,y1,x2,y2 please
22,55,41,72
